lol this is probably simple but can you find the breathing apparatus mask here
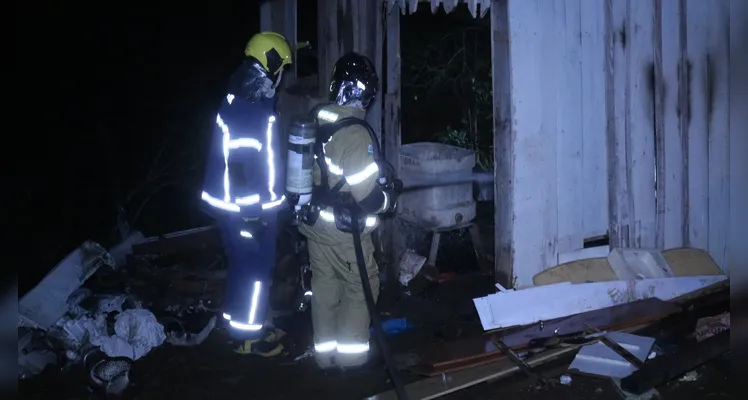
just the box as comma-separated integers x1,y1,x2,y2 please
329,52,378,109
229,58,283,103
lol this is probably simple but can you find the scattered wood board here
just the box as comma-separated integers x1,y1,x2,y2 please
620,330,730,394
413,298,680,376
365,347,575,400
392,279,730,400
533,257,615,286
661,248,724,276
533,247,723,286
132,226,220,255
474,275,725,330
607,248,673,280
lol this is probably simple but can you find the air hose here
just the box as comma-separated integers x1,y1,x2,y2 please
350,216,409,400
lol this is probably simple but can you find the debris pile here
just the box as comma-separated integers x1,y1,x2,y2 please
18,227,226,394
367,247,731,400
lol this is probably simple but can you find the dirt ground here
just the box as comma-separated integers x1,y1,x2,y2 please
18,269,731,399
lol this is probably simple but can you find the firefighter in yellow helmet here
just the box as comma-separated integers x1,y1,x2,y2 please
202,32,292,357
231,31,293,102
298,53,401,370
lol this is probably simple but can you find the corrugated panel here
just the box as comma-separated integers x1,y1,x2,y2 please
386,0,490,18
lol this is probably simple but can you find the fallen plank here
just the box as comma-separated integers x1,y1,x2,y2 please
415,298,679,375
620,330,730,394
607,248,673,280
132,226,220,256
533,247,724,286
473,275,726,330
365,347,575,400
568,331,654,378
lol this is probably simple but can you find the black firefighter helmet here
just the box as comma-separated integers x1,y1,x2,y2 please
328,52,379,109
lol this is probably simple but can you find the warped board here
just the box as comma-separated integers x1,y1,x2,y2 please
413,298,679,376
366,347,575,400
475,275,726,330
533,257,615,286
662,248,724,276
532,247,724,286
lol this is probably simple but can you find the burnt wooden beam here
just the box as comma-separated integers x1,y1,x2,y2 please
260,0,298,87
317,0,337,98
619,330,730,394
490,0,513,287
284,0,298,87
131,226,221,256
316,1,380,99
383,1,403,273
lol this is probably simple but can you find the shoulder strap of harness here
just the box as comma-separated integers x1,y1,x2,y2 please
312,110,396,202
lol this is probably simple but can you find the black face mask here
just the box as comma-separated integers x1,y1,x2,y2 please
228,59,279,103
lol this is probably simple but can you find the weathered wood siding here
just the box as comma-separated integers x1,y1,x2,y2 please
317,0,382,138
382,3,404,269
501,0,735,287
728,0,747,278
260,0,298,87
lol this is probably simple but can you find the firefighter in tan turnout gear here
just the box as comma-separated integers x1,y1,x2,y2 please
298,52,400,370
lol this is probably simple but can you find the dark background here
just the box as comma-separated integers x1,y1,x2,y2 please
13,1,491,296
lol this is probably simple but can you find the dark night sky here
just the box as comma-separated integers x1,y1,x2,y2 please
12,1,477,295
15,1,270,293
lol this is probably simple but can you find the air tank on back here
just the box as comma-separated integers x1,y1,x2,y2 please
285,116,317,210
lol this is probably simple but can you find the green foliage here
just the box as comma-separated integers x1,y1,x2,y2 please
403,25,494,170
438,127,493,171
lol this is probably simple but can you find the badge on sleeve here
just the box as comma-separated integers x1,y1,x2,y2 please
367,144,373,155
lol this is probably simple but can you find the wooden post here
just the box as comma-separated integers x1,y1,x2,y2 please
490,0,513,287
260,0,284,32
728,0,747,277
259,0,297,86
283,0,298,87
384,2,403,273
365,0,384,140
317,0,346,98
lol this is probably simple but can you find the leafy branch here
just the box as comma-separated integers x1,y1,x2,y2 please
403,26,494,169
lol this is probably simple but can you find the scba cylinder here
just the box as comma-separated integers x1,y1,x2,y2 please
286,116,317,207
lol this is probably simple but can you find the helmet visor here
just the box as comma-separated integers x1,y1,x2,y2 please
333,80,369,108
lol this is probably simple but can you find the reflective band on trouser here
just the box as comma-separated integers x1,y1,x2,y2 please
318,210,377,227
314,341,337,353
336,342,370,354
313,341,370,354
222,280,263,331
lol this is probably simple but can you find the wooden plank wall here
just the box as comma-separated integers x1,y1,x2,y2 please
728,0,747,278
490,0,513,286
316,0,383,138
651,0,730,270
501,0,610,287
260,0,298,87
502,0,733,287
383,3,404,268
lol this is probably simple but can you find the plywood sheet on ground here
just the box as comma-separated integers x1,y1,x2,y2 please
414,298,680,376
367,347,575,400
